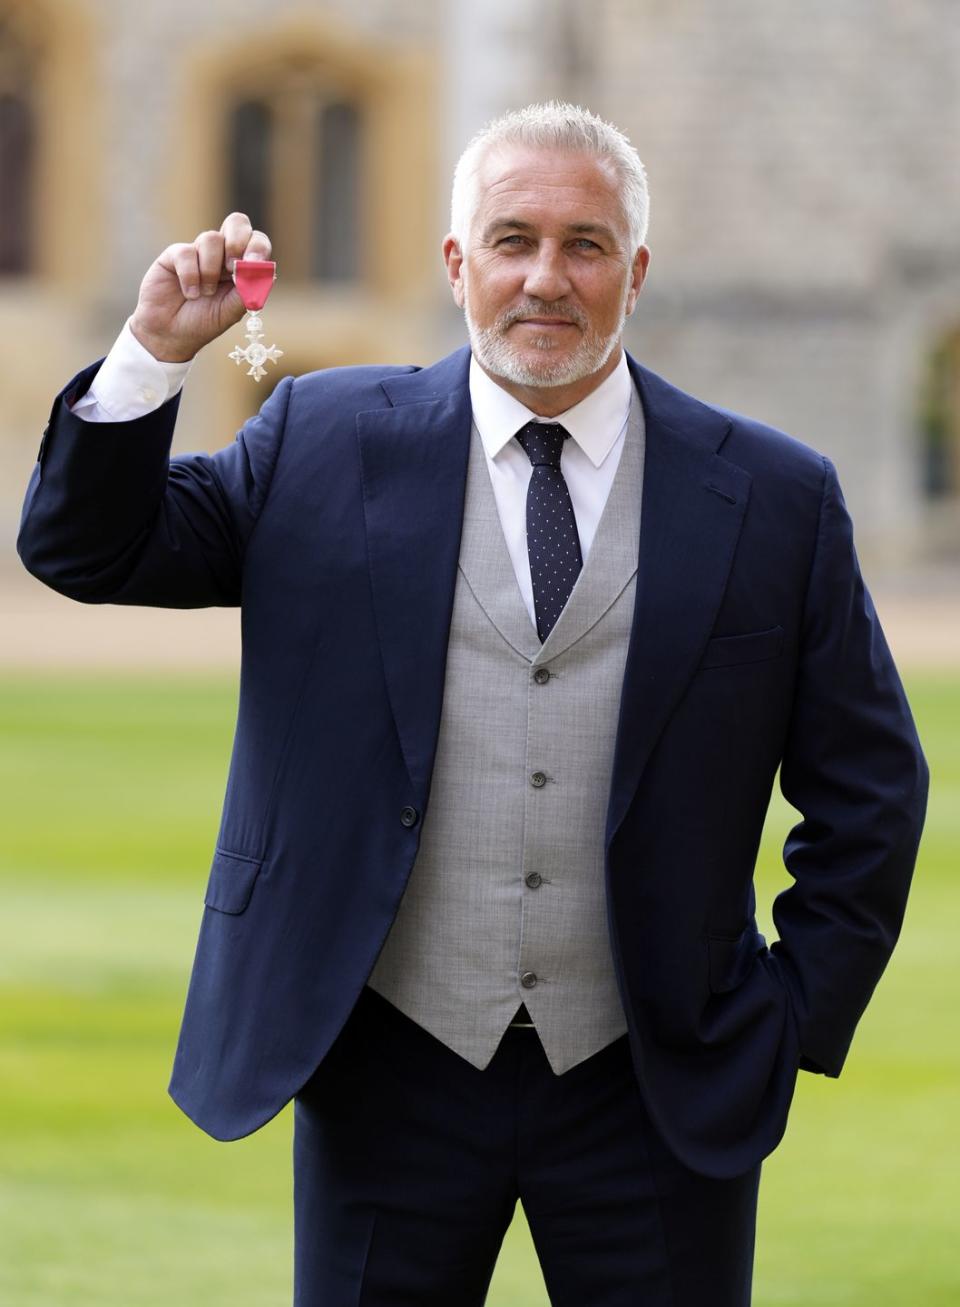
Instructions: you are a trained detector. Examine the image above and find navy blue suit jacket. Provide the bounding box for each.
[18,346,927,1179]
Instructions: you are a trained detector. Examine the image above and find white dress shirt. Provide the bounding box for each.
[71,319,193,422]
[71,325,635,628]
[468,355,632,627]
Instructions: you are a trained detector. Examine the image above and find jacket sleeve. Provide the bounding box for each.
[16,361,294,608]
[769,457,928,1077]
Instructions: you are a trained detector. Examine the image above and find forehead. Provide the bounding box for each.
[472,144,629,238]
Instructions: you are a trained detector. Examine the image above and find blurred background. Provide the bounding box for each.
[1,1,958,1304]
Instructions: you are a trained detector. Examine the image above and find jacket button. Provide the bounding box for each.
[525,872,543,889]
[399,806,419,828]
[533,667,551,685]
[520,971,538,989]
[530,771,547,788]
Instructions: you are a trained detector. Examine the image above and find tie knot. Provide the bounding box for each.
[515,421,570,469]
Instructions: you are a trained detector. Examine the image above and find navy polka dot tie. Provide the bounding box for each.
[515,421,583,642]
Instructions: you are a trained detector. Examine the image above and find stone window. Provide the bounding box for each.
[0,10,40,276]
[224,69,362,283]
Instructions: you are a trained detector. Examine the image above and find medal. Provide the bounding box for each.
[228,259,283,381]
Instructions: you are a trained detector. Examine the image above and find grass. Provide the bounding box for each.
[0,672,957,1305]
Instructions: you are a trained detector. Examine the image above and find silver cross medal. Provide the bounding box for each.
[228,259,283,382]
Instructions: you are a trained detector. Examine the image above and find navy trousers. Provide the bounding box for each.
[293,986,760,1305]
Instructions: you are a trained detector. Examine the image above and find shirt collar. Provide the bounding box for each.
[469,351,632,469]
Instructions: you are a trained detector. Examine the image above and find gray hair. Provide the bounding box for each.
[450,101,649,254]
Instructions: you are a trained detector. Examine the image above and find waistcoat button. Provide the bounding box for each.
[520,971,538,989]
[525,872,543,889]
[533,667,551,685]
[399,806,419,827]
[530,771,547,788]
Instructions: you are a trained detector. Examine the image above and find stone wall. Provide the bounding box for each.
[3,0,958,571]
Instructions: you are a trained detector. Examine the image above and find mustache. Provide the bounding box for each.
[498,301,587,330]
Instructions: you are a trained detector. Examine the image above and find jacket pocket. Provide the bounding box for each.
[700,624,784,670]
[203,848,263,915]
[706,924,768,994]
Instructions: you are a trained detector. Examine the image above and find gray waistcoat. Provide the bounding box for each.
[367,390,645,1074]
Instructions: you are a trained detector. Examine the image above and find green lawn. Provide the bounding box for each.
[0,672,957,1306]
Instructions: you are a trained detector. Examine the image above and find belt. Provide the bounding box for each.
[508,1002,536,1029]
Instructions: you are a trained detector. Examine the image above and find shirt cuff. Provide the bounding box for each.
[70,319,193,422]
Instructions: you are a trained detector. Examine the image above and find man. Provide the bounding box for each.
[18,103,927,1305]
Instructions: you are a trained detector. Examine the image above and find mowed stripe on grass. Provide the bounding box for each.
[0,673,957,1306]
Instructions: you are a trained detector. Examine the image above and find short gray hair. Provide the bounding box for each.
[450,101,649,253]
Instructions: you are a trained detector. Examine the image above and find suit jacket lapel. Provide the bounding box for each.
[456,424,542,661]
[537,386,644,662]
[357,349,472,800]
[357,345,750,836]
[605,358,752,843]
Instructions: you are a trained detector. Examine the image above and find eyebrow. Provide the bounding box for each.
[481,218,617,245]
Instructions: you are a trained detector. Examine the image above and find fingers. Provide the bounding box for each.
[219,212,272,270]
[221,211,252,271]
[155,217,273,302]
[195,230,226,295]
[157,242,203,300]
[243,229,272,262]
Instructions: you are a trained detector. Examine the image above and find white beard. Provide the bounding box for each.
[463,287,629,389]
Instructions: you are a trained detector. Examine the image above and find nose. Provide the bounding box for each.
[522,241,572,302]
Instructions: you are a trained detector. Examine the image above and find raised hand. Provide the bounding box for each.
[129,213,272,363]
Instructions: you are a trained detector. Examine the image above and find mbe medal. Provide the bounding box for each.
[229,259,283,381]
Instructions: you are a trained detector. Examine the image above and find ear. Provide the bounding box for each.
[624,245,650,317]
[443,234,466,309]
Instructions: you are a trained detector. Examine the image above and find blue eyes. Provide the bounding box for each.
[497,236,601,251]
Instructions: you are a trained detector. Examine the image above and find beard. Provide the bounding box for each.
[463,291,628,389]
